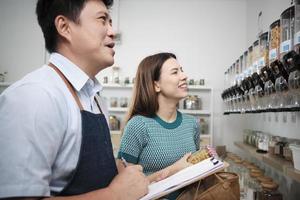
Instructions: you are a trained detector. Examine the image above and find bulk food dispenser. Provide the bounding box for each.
[264,20,280,111]
[295,0,300,53]
[271,6,295,111]
[281,1,300,111]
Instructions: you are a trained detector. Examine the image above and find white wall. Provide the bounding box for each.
[0,0,248,150]
[0,0,45,82]
[246,0,292,47]
[100,0,248,150]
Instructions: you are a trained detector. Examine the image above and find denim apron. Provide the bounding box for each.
[50,64,118,196]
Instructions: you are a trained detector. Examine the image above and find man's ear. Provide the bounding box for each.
[54,15,72,42]
[154,81,161,93]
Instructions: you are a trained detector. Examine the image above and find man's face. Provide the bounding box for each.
[69,0,115,72]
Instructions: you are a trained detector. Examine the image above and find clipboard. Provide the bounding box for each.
[140,157,227,200]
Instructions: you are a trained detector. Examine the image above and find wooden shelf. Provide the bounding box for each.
[102,83,212,91]
[108,107,128,112]
[234,142,300,183]
[187,85,212,90]
[108,108,211,115]
[102,83,133,89]
[179,109,211,115]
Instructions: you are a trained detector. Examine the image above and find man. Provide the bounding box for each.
[0,0,149,199]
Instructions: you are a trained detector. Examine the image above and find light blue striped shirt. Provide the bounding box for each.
[0,53,108,198]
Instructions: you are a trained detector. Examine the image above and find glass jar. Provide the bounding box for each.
[283,138,293,161]
[257,133,269,153]
[259,32,269,69]
[295,0,300,53]
[239,55,244,79]
[269,20,281,63]
[243,129,250,144]
[284,50,300,109]
[272,60,289,110]
[231,63,236,86]
[253,40,260,74]
[199,118,209,135]
[183,95,201,110]
[111,66,120,84]
[243,51,249,77]
[235,59,240,87]
[258,181,282,200]
[280,6,295,61]
[119,97,128,108]
[124,77,130,85]
[103,76,108,84]
[109,115,120,130]
[268,136,277,155]
[274,137,287,157]
[248,46,254,76]
[262,63,277,111]
[110,97,118,107]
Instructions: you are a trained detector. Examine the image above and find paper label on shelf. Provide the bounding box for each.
[295,31,300,45]
[280,40,291,53]
[269,48,277,60]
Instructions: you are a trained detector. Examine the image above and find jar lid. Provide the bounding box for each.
[234,158,243,164]
[251,168,263,173]
[257,176,273,183]
[247,164,259,170]
[250,171,264,178]
[280,5,295,19]
[270,19,280,29]
[261,181,279,191]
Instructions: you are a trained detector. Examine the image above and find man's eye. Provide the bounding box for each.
[98,16,107,22]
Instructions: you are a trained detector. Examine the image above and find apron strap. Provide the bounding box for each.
[94,95,104,114]
[49,63,84,111]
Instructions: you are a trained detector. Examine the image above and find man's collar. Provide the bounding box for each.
[49,53,102,93]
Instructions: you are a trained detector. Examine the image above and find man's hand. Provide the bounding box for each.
[108,165,149,200]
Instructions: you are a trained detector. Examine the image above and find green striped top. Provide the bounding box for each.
[117,111,200,175]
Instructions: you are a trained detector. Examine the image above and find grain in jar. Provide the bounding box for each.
[269,20,281,63]
[294,0,300,53]
[259,32,269,69]
[280,6,295,60]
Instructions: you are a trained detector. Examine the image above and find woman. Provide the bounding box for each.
[117,52,200,199]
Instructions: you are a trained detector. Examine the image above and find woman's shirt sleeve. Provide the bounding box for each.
[117,116,148,164]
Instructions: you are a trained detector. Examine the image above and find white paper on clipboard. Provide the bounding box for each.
[140,157,224,200]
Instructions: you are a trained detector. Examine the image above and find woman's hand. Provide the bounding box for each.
[147,152,193,183]
[206,145,218,158]
[172,152,193,172]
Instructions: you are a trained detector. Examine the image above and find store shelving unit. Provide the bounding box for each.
[234,141,300,183]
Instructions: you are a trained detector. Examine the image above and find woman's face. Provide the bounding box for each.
[154,58,188,101]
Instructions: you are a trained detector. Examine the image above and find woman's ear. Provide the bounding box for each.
[154,81,161,93]
[54,15,72,42]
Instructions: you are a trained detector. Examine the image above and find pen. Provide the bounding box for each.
[121,157,128,168]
